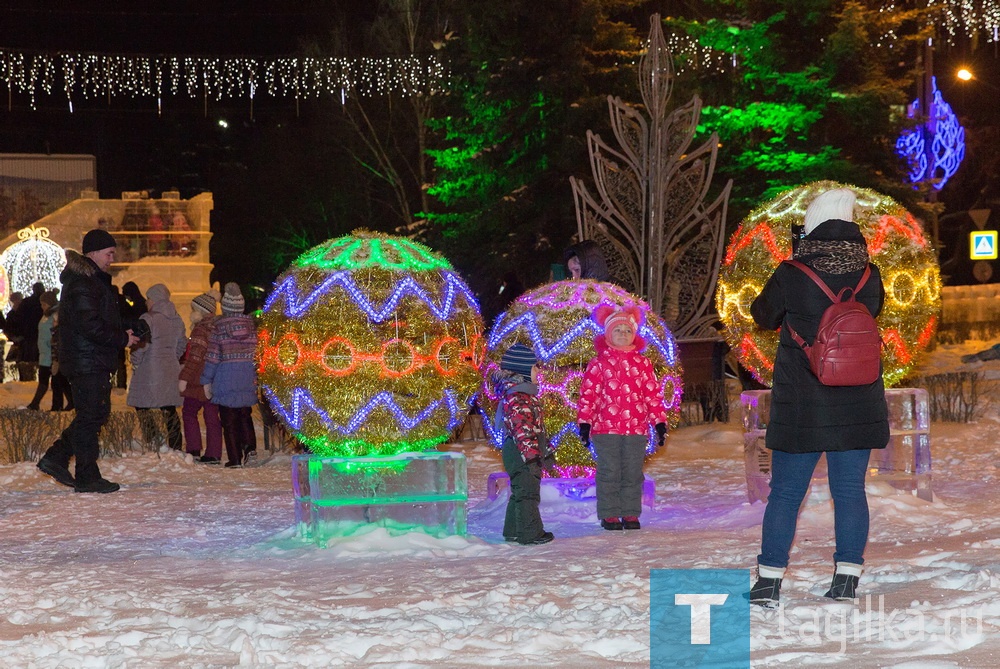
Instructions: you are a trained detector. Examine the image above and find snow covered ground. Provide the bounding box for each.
[1,341,999,668]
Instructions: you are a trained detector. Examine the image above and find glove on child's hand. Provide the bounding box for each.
[541,452,557,473]
[655,422,667,446]
[578,423,591,447]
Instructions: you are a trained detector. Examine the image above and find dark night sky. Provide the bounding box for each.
[0,1,335,54]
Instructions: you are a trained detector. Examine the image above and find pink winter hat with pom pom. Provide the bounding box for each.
[592,304,645,350]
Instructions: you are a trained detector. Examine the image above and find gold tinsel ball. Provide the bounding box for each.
[481,280,683,477]
[258,231,484,457]
[716,181,941,387]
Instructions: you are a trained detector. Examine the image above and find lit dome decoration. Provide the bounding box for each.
[716,181,941,388]
[481,280,683,478]
[0,225,65,312]
[258,231,484,457]
[896,76,965,191]
[0,265,9,313]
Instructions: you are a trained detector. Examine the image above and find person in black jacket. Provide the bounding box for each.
[115,281,148,388]
[747,188,889,606]
[14,282,45,382]
[563,240,611,282]
[36,230,139,494]
[2,292,25,380]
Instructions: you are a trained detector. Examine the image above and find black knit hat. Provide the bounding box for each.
[500,343,536,376]
[82,229,117,254]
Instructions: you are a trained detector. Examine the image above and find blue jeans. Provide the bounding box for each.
[759,448,871,569]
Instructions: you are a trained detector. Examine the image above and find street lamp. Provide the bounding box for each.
[954,66,1000,91]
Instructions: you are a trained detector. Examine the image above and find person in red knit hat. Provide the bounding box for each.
[577,305,667,531]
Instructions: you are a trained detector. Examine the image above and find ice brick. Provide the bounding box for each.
[740,388,933,502]
[740,390,771,432]
[292,452,468,543]
[291,455,312,539]
[885,387,930,433]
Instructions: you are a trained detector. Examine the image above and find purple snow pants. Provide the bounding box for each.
[183,396,223,459]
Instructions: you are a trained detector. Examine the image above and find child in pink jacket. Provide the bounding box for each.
[577,305,667,531]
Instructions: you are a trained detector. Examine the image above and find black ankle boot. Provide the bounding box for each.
[749,576,781,606]
[824,573,859,601]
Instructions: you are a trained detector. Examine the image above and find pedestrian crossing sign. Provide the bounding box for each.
[970,231,998,260]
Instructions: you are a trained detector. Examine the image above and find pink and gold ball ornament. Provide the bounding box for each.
[258,231,484,457]
[716,181,941,387]
[481,280,683,477]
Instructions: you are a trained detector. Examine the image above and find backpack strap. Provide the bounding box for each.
[852,264,872,295]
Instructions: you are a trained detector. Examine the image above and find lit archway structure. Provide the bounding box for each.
[0,225,65,311]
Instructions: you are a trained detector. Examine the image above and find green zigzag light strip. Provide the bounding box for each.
[294,237,451,272]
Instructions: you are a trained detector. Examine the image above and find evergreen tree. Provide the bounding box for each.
[421,0,645,322]
[668,0,929,219]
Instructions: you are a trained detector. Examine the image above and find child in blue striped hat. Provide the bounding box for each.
[491,342,554,545]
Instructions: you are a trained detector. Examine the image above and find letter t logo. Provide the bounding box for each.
[674,593,729,644]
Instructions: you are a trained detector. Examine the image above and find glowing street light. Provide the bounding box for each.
[956,67,973,81]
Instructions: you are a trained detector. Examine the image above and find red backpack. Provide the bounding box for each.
[784,260,882,387]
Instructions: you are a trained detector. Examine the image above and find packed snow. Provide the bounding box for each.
[2,341,1000,668]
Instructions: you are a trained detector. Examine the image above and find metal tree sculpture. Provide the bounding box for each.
[570,14,731,338]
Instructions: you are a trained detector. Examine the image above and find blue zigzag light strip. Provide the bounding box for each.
[264,270,477,322]
[484,414,582,451]
[487,312,678,365]
[639,324,678,363]
[486,313,599,360]
[265,386,463,435]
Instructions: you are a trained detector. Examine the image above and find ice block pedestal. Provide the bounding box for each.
[486,473,656,509]
[741,388,932,503]
[292,452,468,544]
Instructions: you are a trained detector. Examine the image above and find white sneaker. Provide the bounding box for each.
[243,451,258,467]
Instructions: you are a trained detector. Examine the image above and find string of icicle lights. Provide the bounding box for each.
[879,1,1000,46]
[671,1,1000,76]
[4,2,995,111]
[0,49,447,110]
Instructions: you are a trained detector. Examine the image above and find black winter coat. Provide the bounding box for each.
[750,219,889,454]
[17,293,44,363]
[58,250,129,377]
[563,240,611,281]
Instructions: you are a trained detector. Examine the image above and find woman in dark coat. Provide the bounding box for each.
[748,188,889,606]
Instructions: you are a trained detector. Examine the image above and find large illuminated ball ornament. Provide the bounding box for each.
[716,181,940,388]
[481,280,683,478]
[258,231,484,457]
[0,226,65,312]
